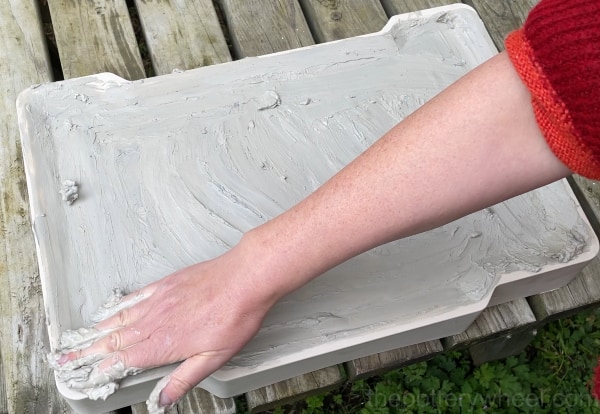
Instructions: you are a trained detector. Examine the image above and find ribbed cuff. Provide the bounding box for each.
[506,28,600,180]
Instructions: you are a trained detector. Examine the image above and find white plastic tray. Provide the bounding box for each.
[17,4,598,413]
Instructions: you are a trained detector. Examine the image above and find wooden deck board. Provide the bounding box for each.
[0,347,6,413]
[529,256,600,322]
[572,177,600,232]
[467,0,538,50]
[47,0,145,79]
[217,0,314,57]
[381,0,457,16]
[131,388,237,414]
[299,0,388,42]
[444,298,536,349]
[133,0,231,76]
[0,1,72,413]
[345,340,444,381]
[245,366,345,413]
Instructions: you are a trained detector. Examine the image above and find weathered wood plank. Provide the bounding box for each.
[0,1,72,413]
[133,0,231,76]
[47,0,145,79]
[571,176,600,237]
[217,0,314,57]
[345,340,443,381]
[380,0,457,16]
[0,347,6,414]
[245,366,345,413]
[299,0,388,42]
[529,254,600,322]
[131,388,236,414]
[466,0,538,51]
[443,298,536,350]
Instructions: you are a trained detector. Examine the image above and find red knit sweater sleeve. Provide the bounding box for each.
[505,0,600,180]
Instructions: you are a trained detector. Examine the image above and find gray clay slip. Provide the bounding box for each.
[16,4,599,413]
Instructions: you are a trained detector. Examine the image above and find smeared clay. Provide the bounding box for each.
[51,327,108,352]
[90,288,146,324]
[53,359,142,401]
[257,90,281,110]
[48,290,144,401]
[59,180,79,205]
[17,4,598,405]
[146,375,171,414]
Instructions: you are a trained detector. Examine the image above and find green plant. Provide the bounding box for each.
[258,308,600,413]
[304,395,325,414]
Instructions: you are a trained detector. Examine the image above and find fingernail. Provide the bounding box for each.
[57,353,70,365]
[159,391,173,408]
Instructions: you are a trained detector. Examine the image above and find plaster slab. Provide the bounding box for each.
[16,4,599,413]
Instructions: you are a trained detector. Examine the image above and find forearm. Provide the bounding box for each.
[237,51,570,307]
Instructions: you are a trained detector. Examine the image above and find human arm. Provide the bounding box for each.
[55,0,600,406]
[59,49,572,409]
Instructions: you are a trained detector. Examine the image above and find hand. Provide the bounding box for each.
[58,244,274,408]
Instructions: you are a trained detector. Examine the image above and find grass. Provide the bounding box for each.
[237,307,600,413]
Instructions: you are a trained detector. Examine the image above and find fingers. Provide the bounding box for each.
[54,350,144,398]
[58,290,155,364]
[150,353,228,409]
[67,324,146,363]
[54,337,164,397]
[90,290,148,325]
[94,286,155,330]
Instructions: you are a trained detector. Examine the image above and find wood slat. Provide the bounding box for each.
[217,0,314,57]
[245,366,345,413]
[443,298,536,349]
[0,347,6,414]
[381,0,457,15]
[466,0,538,50]
[571,176,600,232]
[131,388,236,414]
[47,0,145,79]
[0,1,72,413]
[134,0,231,76]
[345,340,443,381]
[528,256,600,322]
[299,0,388,42]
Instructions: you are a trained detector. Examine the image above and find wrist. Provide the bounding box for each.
[226,222,321,310]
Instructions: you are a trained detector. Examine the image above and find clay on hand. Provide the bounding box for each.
[51,250,274,410]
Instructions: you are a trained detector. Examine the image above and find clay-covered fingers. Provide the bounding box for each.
[49,255,276,406]
[64,325,148,364]
[56,288,156,366]
[55,326,181,394]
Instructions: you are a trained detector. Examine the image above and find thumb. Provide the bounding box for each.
[147,354,226,410]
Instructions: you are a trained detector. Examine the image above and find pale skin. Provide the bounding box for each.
[60,51,571,407]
